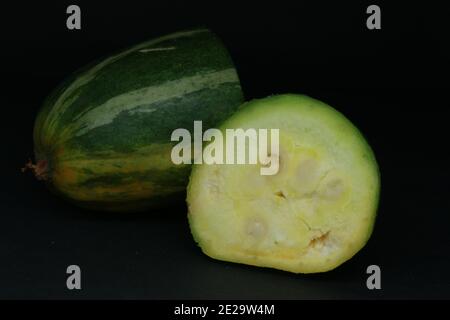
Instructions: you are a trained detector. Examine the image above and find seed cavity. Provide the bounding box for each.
[295,158,321,195]
[321,179,344,200]
[245,218,267,239]
[308,231,330,248]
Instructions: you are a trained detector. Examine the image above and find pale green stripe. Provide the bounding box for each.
[44,29,209,140]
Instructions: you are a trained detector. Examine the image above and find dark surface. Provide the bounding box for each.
[1,1,449,299]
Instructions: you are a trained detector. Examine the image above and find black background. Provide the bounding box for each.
[1,1,449,299]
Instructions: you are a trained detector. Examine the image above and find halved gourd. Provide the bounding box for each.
[187,94,380,273]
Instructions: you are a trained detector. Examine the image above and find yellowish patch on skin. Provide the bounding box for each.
[59,181,156,202]
[53,166,78,186]
[55,144,175,170]
[46,143,185,203]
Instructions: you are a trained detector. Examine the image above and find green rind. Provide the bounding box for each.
[34,29,244,211]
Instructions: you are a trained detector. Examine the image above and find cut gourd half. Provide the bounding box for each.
[187,94,380,273]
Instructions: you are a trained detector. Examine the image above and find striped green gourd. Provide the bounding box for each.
[26,29,244,212]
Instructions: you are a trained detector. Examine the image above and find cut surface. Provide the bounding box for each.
[187,94,380,273]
